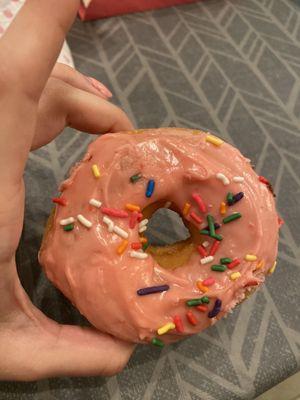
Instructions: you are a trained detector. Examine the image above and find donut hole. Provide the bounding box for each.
[142,200,202,269]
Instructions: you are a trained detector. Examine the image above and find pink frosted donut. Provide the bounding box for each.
[39,128,280,346]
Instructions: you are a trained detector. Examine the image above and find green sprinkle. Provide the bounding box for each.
[207,214,215,237]
[211,264,227,272]
[151,337,164,348]
[223,213,242,224]
[130,173,142,183]
[200,229,210,235]
[220,257,232,264]
[200,296,210,304]
[186,297,209,307]
[211,233,223,241]
[142,243,149,251]
[227,192,234,205]
[63,223,74,231]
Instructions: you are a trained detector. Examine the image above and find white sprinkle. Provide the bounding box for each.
[216,173,230,186]
[77,214,92,228]
[130,251,148,259]
[113,225,129,239]
[233,176,244,183]
[139,219,149,228]
[89,198,102,208]
[103,216,114,232]
[59,217,75,226]
[200,256,214,265]
[164,201,172,208]
[139,226,147,233]
[202,241,210,248]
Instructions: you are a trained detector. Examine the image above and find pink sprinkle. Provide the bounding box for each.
[197,245,208,257]
[202,277,215,286]
[101,207,128,218]
[192,193,207,213]
[190,211,203,224]
[129,211,138,229]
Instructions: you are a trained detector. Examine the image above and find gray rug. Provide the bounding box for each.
[1,0,300,399]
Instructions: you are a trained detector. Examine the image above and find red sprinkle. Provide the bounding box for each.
[137,212,143,222]
[192,193,207,213]
[190,211,203,224]
[129,211,139,229]
[131,242,142,250]
[101,207,128,218]
[202,277,215,286]
[197,245,208,257]
[278,216,284,227]
[244,280,259,288]
[186,310,197,326]
[228,258,241,269]
[196,305,208,312]
[209,240,221,256]
[173,315,184,333]
[52,197,67,206]
[259,176,269,185]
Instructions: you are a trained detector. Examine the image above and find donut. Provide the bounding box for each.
[39,128,280,346]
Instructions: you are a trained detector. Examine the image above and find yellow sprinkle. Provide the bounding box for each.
[125,203,141,212]
[255,259,265,270]
[92,164,100,178]
[205,134,224,147]
[140,237,148,244]
[192,130,201,135]
[182,202,191,216]
[129,129,143,134]
[230,272,241,281]
[268,261,277,275]
[157,322,176,335]
[245,254,257,262]
[117,240,128,255]
[196,281,209,293]
[220,201,227,215]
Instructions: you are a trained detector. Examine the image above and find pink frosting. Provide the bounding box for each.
[39,128,279,344]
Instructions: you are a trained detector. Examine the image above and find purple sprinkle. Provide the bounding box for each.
[208,299,222,318]
[233,192,244,203]
[137,284,169,296]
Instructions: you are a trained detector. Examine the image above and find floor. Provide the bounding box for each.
[1,0,300,399]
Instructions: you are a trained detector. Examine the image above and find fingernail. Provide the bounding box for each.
[87,77,112,98]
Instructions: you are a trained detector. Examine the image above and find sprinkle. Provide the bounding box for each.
[196,305,208,312]
[139,219,148,227]
[137,212,143,222]
[52,197,67,206]
[220,202,227,215]
[139,226,147,233]
[190,211,203,224]
[220,257,232,264]
[244,280,259,288]
[186,297,209,307]
[113,225,129,239]
[151,337,164,348]
[77,214,92,228]
[89,198,102,208]
[129,211,139,229]
[230,272,241,281]
[197,245,208,257]
[146,179,155,198]
[101,207,128,218]
[140,237,148,244]
[211,233,223,241]
[130,173,142,183]
[200,255,214,265]
[103,216,114,232]
[223,213,242,224]
[186,310,197,326]
[208,299,222,318]
[216,172,230,186]
[227,259,241,269]
[130,251,148,259]
[207,215,215,237]
[60,217,75,226]
[131,242,142,250]
[259,176,269,185]
[209,240,221,256]
[137,284,169,296]
[157,322,175,335]
[63,223,74,231]
[245,254,257,262]
[201,222,221,232]
[117,240,129,255]
[197,281,209,293]
[192,193,207,213]
[232,192,244,204]
[233,176,244,183]
[182,202,191,216]
[211,264,227,272]
[255,260,265,270]
[125,203,141,212]
[268,261,277,274]
[173,315,184,333]
[205,134,224,146]
[202,241,209,248]
[200,296,210,303]
[164,201,172,208]
[226,192,234,205]
[142,242,150,251]
[92,164,100,178]
[202,277,215,286]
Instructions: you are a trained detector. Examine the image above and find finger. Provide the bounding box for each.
[0,0,79,99]
[51,63,112,99]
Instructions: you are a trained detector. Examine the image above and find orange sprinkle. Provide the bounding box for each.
[125,203,141,212]
[196,305,208,312]
[255,259,265,270]
[140,237,148,244]
[196,281,209,293]
[183,202,191,216]
[117,240,128,255]
[220,201,227,215]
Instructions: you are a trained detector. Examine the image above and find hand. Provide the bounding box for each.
[0,0,135,381]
